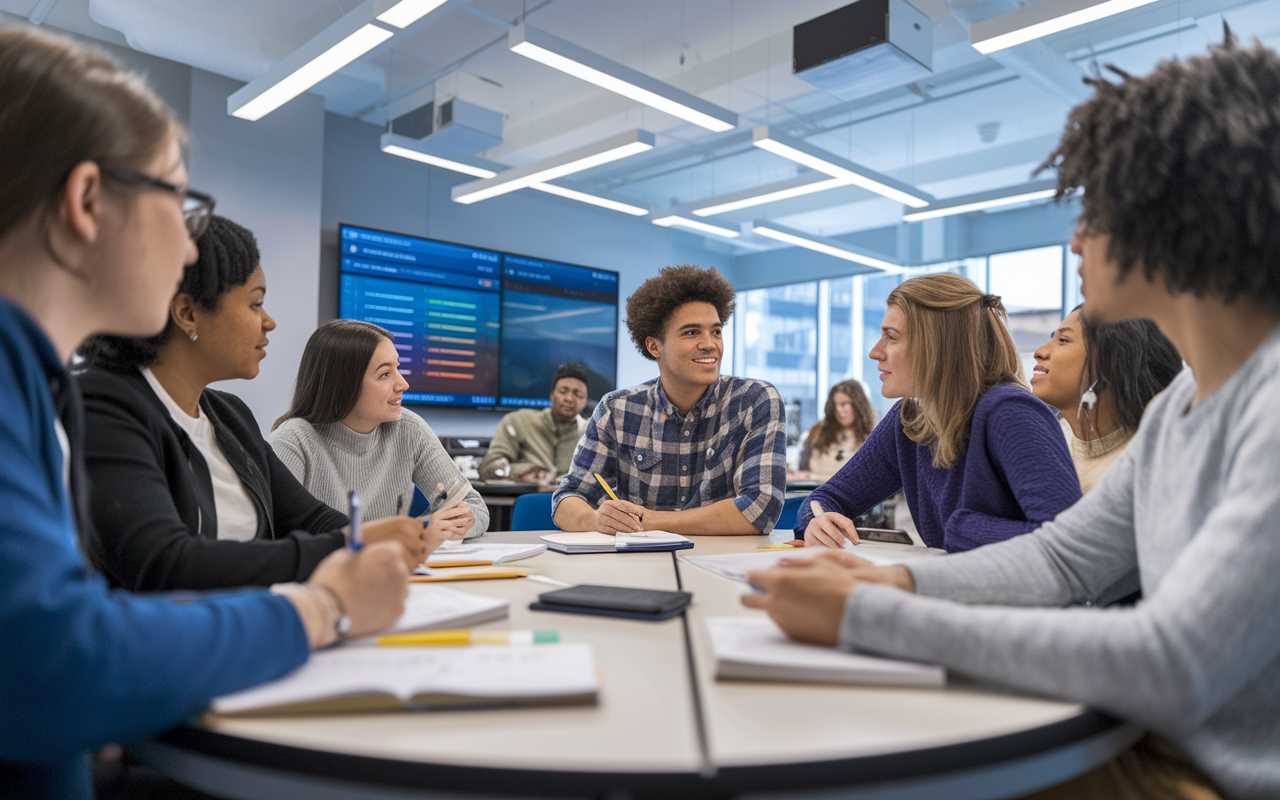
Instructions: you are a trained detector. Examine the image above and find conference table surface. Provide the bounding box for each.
[135,531,1140,800]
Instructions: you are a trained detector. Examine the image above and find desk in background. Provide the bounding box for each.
[135,532,1138,799]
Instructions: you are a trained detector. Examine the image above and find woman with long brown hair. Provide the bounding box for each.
[796,380,876,480]
[798,273,1080,552]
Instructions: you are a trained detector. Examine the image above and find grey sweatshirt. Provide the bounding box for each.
[270,410,488,539]
[841,327,1280,800]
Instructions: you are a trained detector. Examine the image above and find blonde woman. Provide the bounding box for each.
[799,273,1080,552]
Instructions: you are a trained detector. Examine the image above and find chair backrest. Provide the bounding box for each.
[510,492,556,531]
[774,493,809,534]
[407,485,430,518]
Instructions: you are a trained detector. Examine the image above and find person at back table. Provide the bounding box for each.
[271,319,488,540]
[794,380,877,481]
[478,362,590,490]
[0,28,405,797]
[1031,305,1182,494]
[796,273,1081,552]
[76,216,436,592]
[553,265,786,536]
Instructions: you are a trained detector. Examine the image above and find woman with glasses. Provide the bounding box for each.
[76,216,438,591]
[0,27,408,797]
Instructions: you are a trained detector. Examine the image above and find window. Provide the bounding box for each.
[987,245,1065,381]
[738,283,818,445]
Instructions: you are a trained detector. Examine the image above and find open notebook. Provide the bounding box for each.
[342,584,508,644]
[705,617,945,688]
[541,531,693,554]
[211,643,600,715]
[422,541,547,567]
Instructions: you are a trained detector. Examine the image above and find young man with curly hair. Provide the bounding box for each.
[552,265,786,535]
[745,37,1280,799]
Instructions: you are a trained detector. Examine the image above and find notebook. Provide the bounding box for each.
[211,643,600,715]
[344,584,508,643]
[681,542,944,586]
[705,617,945,687]
[421,541,547,567]
[540,531,693,554]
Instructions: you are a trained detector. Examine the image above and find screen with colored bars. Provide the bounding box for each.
[338,224,618,409]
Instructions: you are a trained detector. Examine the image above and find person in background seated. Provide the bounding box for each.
[1032,306,1182,493]
[0,27,406,797]
[478,362,589,490]
[553,265,786,536]
[77,216,432,592]
[745,37,1280,799]
[271,319,487,540]
[793,380,877,481]
[797,273,1080,552]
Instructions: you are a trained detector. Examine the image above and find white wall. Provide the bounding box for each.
[188,69,327,434]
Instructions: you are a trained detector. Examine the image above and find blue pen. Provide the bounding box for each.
[348,490,363,551]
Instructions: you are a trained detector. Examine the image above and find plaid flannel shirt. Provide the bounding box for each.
[552,376,787,532]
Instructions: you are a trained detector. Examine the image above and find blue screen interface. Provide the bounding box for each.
[338,225,618,409]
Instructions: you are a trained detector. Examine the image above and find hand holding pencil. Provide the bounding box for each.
[592,473,648,535]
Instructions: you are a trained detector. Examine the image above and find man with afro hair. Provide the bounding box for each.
[745,35,1280,799]
[552,265,786,535]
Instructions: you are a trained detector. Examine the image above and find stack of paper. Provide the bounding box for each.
[705,617,945,687]
[424,541,547,566]
[541,531,692,554]
[681,542,943,586]
[212,643,600,715]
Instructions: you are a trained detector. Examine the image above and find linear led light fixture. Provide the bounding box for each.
[375,0,449,28]
[691,174,852,217]
[752,126,933,209]
[382,133,649,215]
[752,222,904,273]
[653,215,740,239]
[509,25,738,133]
[970,0,1160,54]
[452,129,655,204]
[229,5,393,121]
[902,178,1059,221]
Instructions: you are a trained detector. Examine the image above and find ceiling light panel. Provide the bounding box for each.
[753,127,933,208]
[509,25,738,133]
[653,216,740,238]
[901,179,1059,221]
[375,0,449,28]
[380,132,499,178]
[531,184,649,216]
[691,175,853,217]
[970,0,1161,54]
[229,9,394,121]
[451,130,656,204]
[752,223,904,272]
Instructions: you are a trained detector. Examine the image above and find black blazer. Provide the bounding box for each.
[76,366,348,591]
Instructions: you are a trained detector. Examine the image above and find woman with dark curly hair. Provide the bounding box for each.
[552,264,787,535]
[747,35,1280,799]
[796,380,877,480]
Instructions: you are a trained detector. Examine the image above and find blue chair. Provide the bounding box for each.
[510,492,556,531]
[774,493,809,535]
[407,484,430,518]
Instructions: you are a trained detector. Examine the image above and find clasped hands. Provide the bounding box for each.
[741,549,916,646]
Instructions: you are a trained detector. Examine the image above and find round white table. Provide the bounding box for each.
[133,532,1139,799]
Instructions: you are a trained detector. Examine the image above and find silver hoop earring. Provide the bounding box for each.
[189,333,198,342]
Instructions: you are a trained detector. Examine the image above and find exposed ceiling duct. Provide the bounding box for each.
[947,0,1092,106]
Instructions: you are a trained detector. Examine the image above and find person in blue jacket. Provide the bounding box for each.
[0,26,409,798]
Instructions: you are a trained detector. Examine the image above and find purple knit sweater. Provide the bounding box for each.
[796,384,1081,552]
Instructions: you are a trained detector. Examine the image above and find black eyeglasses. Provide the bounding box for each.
[99,164,216,240]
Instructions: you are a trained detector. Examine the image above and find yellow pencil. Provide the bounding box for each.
[377,629,560,646]
[594,473,619,501]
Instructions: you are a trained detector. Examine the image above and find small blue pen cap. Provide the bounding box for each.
[348,490,363,551]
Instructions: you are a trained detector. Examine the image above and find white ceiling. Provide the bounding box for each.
[8,0,1280,246]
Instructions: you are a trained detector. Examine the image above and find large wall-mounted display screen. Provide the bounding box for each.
[338,224,618,409]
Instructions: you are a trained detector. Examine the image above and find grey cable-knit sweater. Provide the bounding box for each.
[840,327,1280,799]
[269,410,487,539]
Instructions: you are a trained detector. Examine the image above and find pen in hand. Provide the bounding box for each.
[348,490,363,551]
